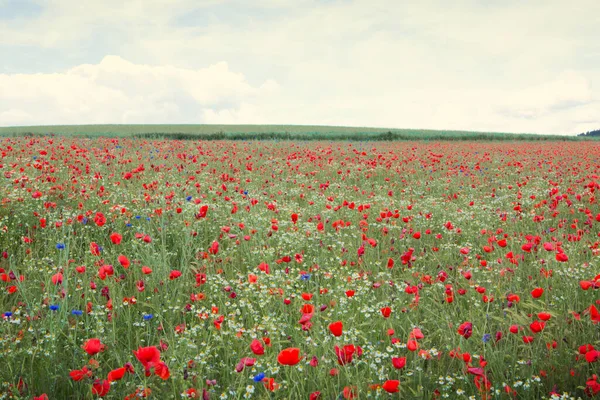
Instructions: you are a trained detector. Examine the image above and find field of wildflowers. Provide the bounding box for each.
[1,137,599,399]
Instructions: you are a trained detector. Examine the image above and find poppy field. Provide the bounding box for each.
[1,137,600,399]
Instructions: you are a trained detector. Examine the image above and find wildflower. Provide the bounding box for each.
[82,338,106,356]
[329,321,343,337]
[382,380,400,393]
[392,357,406,369]
[277,348,302,366]
[531,288,544,298]
[70,366,92,381]
[250,339,265,355]
[457,321,473,339]
[380,306,392,318]
[92,379,110,397]
[253,372,265,382]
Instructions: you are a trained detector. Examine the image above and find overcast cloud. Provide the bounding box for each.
[1,0,599,134]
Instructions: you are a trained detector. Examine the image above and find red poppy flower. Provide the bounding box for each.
[543,242,554,251]
[263,377,279,391]
[382,380,400,393]
[197,204,209,218]
[342,386,357,399]
[409,328,424,340]
[329,321,343,337]
[169,270,182,280]
[590,305,600,324]
[51,272,63,285]
[522,336,534,344]
[579,344,595,354]
[110,232,122,245]
[392,356,406,369]
[93,212,106,227]
[586,350,600,363]
[92,379,110,397]
[537,312,551,321]
[277,347,301,366]
[154,361,171,380]
[529,320,545,334]
[82,338,105,356]
[555,252,568,262]
[335,344,358,365]
[407,340,418,352]
[300,304,314,314]
[380,307,392,318]
[107,367,126,382]
[133,346,161,368]
[250,339,265,355]
[90,242,101,256]
[457,321,473,339]
[208,241,219,255]
[302,293,313,301]
[531,287,544,298]
[581,281,593,290]
[118,255,130,269]
[69,366,92,381]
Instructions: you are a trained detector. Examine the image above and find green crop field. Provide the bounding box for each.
[0,124,585,141]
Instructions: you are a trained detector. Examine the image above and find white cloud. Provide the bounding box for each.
[0,55,278,125]
[497,71,594,119]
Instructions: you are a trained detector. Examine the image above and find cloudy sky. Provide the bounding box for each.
[1,0,599,134]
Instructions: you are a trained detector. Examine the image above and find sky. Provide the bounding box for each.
[0,0,599,135]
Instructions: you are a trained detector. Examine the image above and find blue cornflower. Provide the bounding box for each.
[186,196,193,201]
[56,243,65,250]
[49,305,59,311]
[3,312,12,318]
[126,223,132,227]
[82,218,88,225]
[301,274,311,281]
[253,372,265,382]
[135,215,141,219]
[243,190,248,195]
[145,217,151,221]
[71,310,83,316]
[143,314,153,321]
[482,334,492,343]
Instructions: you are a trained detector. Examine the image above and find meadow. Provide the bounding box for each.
[0,136,599,399]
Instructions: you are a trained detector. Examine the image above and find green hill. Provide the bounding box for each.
[0,124,585,141]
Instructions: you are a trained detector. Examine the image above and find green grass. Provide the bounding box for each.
[0,124,586,141]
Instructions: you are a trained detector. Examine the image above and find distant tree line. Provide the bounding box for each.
[579,129,600,137]
[129,131,579,141]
